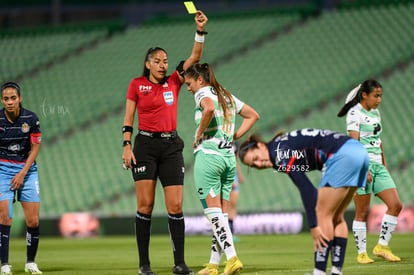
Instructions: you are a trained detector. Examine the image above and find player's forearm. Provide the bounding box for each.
[183,11,207,71]
[21,143,40,175]
[197,109,214,138]
[183,42,203,71]
[234,118,257,140]
[234,104,259,140]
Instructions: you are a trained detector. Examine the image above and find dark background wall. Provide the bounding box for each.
[0,0,336,29]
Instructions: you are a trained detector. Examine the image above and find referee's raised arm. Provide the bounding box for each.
[178,10,208,83]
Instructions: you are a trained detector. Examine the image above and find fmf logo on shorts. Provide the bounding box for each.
[134,166,147,174]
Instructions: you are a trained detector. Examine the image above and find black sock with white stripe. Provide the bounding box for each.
[168,212,185,265]
[0,224,11,265]
[314,239,332,273]
[136,212,152,267]
[26,226,40,262]
[331,237,347,275]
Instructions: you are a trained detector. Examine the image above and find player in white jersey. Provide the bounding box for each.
[338,79,402,264]
[184,63,259,275]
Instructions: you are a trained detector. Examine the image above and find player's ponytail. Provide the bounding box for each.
[205,63,234,125]
[337,80,382,117]
[337,84,361,117]
[185,63,234,123]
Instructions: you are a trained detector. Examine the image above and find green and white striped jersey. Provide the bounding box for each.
[346,103,382,164]
[193,86,245,156]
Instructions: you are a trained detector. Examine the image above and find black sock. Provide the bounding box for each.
[168,212,185,266]
[228,219,234,234]
[26,227,40,263]
[136,212,151,267]
[314,239,332,272]
[0,224,11,265]
[331,236,347,271]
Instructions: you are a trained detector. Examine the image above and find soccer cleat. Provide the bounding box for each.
[198,263,219,275]
[373,244,401,262]
[24,263,42,274]
[356,252,374,264]
[1,265,12,275]
[139,264,155,275]
[173,263,195,275]
[221,256,243,275]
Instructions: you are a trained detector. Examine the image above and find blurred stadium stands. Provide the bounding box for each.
[1,0,414,219]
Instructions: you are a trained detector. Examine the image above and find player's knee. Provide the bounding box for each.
[0,214,12,225]
[166,200,183,214]
[355,206,370,220]
[26,217,39,228]
[333,216,345,227]
[388,201,403,216]
[137,205,154,214]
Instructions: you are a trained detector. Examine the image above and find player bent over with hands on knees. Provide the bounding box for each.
[122,10,208,275]
[184,63,259,275]
[238,128,369,275]
[0,82,43,275]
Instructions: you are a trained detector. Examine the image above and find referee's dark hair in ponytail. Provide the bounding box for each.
[337,79,382,117]
[185,63,234,123]
[142,47,167,78]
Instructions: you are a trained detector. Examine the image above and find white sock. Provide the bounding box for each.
[352,220,367,253]
[208,234,222,264]
[330,265,342,275]
[205,208,223,264]
[313,268,326,275]
[204,208,236,260]
[378,214,398,246]
[208,213,228,264]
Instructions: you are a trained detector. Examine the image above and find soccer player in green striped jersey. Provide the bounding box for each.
[338,79,402,265]
[184,63,259,275]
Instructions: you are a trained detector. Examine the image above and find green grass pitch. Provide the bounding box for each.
[7,233,414,274]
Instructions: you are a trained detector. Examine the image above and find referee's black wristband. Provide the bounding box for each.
[122,125,133,133]
[196,30,208,35]
[123,140,132,147]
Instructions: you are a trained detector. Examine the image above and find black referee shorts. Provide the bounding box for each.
[131,133,185,186]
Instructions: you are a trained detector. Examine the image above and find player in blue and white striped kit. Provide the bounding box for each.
[0,82,42,275]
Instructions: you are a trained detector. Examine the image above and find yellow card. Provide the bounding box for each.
[184,1,197,14]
